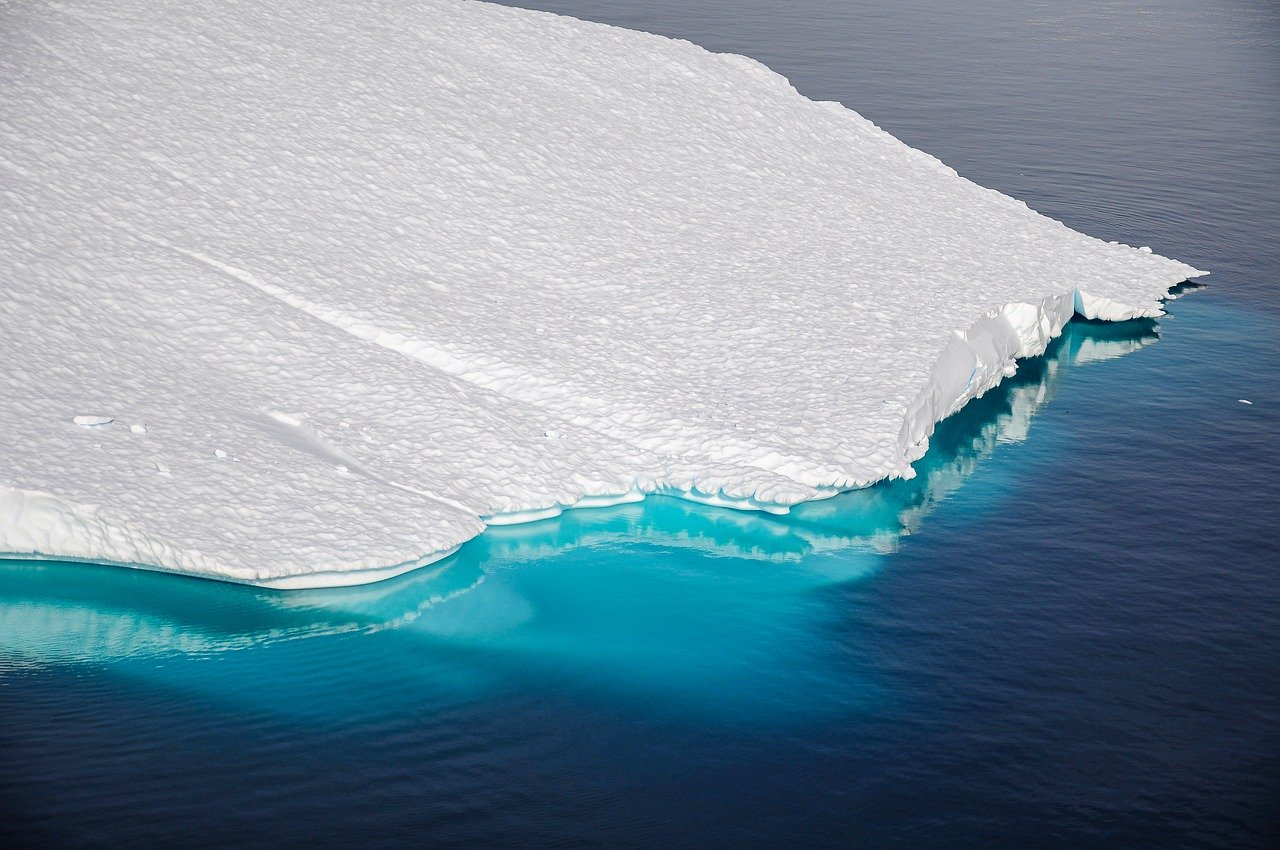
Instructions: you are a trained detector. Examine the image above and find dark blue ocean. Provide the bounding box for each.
[2,1,1277,846]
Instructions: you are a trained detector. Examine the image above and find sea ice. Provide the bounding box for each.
[0,0,1206,586]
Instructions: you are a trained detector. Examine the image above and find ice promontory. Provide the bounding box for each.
[0,0,1205,587]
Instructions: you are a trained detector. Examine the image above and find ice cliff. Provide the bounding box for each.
[0,0,1206,587]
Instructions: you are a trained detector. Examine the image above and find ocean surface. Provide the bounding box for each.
[2,0,1278,846]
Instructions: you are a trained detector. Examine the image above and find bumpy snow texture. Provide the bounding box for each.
[0,0,1205,586]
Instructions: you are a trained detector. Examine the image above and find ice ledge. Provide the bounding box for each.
[0,484,464,588]
[897,275,1206,476]
[1,269,1203,592]
[0,485,234,584]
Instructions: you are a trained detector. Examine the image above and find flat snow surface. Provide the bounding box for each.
[0,0,1205,586]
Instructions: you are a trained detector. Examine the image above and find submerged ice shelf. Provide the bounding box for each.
[0,316,1172,668]
[0,0,1205,587]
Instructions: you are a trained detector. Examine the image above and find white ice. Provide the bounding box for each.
[0,0,1205,587]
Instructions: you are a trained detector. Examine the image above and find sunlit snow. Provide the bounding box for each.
[0,0,1204,586]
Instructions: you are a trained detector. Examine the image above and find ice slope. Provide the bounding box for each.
[0,0,1205,587]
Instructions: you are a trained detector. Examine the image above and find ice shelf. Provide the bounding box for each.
[0,0,1206,586]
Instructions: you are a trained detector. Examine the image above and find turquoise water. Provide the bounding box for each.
[4,0,1279,846]
[4,298,1277,845]
[4,318,1150,720]
[0,319,1131,720]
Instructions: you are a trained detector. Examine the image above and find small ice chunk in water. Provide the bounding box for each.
[1240,399,1254,405]
[130,422,148,434]
[73,415,114,428]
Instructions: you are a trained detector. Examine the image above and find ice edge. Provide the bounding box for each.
[0,271,1206,590]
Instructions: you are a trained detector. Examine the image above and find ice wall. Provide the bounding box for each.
[0,0,1205,586]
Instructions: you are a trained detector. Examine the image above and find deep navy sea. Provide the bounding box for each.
[2,1,1278,846]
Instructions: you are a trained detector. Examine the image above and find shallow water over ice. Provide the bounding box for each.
[3,0,1280,845]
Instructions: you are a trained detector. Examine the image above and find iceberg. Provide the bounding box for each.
[0,318,1169,671]
[0,0,1205,587]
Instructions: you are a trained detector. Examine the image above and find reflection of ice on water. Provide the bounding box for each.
[0,596,290,663]
[0,318,1160,672]
[0,558,486,664]
[764,316,1158,563]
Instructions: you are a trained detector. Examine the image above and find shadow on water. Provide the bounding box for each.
[0,316,1161,719]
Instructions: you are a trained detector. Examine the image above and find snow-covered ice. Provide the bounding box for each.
[72,416,115,428]
[0,0,1205,587]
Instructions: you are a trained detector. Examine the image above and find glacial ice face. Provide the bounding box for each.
[0,0,1205,587]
